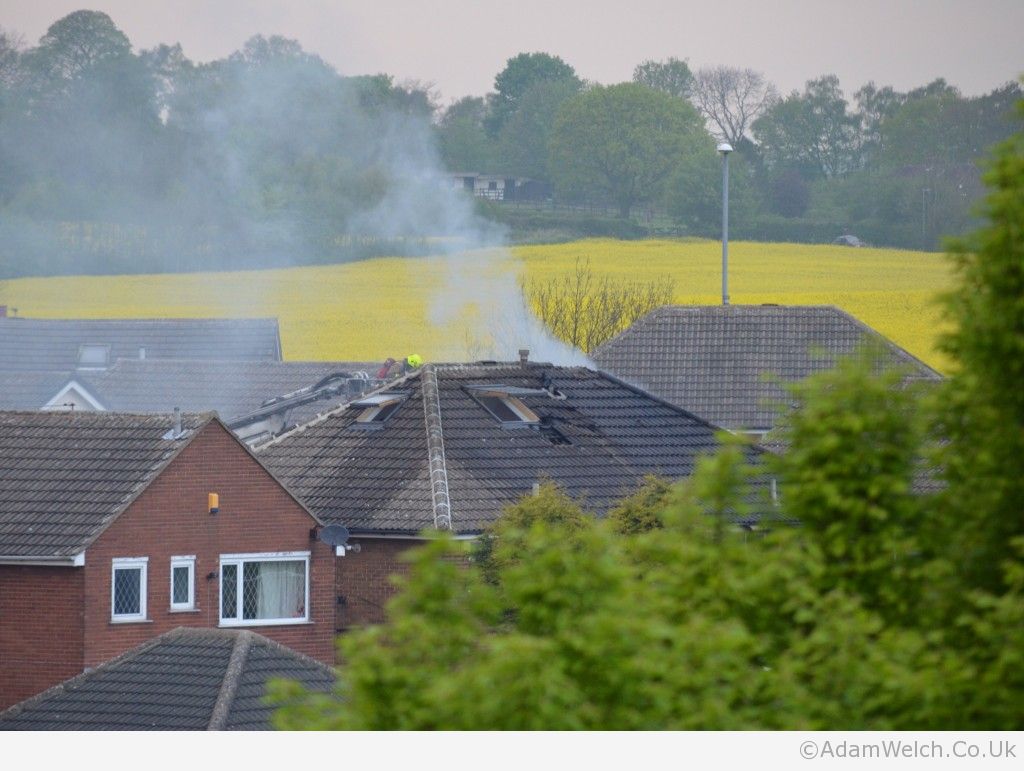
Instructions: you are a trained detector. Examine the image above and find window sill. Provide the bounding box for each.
[109,618,153,625]
[169,608,200,614]
[218,619,313,629]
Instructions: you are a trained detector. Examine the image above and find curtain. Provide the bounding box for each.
[255,561,305,619]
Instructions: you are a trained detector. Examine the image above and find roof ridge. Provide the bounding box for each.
[206,631,253,731]
[421,365,453,531]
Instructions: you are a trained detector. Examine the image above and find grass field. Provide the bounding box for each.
[0,239,955,371]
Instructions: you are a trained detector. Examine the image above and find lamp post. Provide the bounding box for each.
[717,142,733,306]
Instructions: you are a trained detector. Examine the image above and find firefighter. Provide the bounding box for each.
[402,354,423,373]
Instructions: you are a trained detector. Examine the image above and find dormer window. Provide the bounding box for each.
[351,392,407,430]
[77,344,110,369]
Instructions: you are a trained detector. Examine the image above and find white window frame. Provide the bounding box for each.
[169,555,196,611]
[111,557,148,622]
[218,551,310,628]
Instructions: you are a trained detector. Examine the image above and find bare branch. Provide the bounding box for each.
[522,258,674,353]
[691,65,779,145]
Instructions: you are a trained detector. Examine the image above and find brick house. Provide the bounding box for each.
[258,360,768,629]
[0,411,335,710]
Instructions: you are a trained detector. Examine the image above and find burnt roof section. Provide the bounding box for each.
[0,411,213,558]
[75,358,382,423]
[0,628,336,731]
[258,362,758,536]
[592,305,942,432]
[0,317,282,373]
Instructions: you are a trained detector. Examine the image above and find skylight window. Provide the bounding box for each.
[77,344,110,369]
[468,387,541,428]
[351,392,407,430]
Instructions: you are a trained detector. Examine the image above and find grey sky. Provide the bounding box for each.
[4,0,1022,102]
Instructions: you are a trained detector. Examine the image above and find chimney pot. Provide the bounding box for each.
[519,348,530,368]
[173,407,182,436]
[138,347,146,360]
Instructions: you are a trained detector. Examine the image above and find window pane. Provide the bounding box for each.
[221,563,237,619]
[242,560,305,620]
[172,566,190,605]
[78,345,109,367]
[242,562,260,620]
[113,568,141,615]
[478,395,522,422]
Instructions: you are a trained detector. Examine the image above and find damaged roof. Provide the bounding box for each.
[258,362,760,536]
[592,305,942,432]
[0,411,213,559]
[0,316,282,372]
[63,358,383,423]
[0,628,336,731]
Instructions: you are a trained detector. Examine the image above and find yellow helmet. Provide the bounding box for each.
[406,354,423,368]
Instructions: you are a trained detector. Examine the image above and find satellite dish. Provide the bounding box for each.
[318,524,350,547]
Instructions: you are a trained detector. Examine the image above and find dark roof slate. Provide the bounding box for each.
[0,317,282,373]
[0,628,336,731]
[0,411,211,558]
[259,363,758,535]
[592,305,942,431]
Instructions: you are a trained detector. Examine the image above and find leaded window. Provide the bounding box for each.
[219,553,309,626]
[170,556,195,611]
[111,557,148,621]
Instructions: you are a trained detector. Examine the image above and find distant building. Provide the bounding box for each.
[447,172,550,201]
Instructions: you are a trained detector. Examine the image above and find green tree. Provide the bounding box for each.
[753,75,862,178]
[549,82,710,217]
[28,10,130,82]
[935,95,1024,595]
[632,57,693,100]
[498,78,579,181]
[436,96,496,172]
[486,52,580,137]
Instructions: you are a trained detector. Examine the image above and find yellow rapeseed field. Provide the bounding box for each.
[0,239,954,371]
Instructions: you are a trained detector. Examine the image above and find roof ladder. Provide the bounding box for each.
[421,365,453,531]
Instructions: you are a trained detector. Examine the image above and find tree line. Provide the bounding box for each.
[0,11,1021,278]
[441,53,1022,248]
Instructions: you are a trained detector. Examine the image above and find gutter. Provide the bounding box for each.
[0,552,85,567]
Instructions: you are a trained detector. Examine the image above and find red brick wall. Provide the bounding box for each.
[335,538,419,628]
[82,421,335,667]
[0,566,84,709]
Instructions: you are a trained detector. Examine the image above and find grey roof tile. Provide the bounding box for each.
[0,628,336,731]
[592,305,942,431]
[0,411,212,557]
[0,317,282,373]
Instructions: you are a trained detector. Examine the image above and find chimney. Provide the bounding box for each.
[173,407,182,436]
[0,305,6,317]
[519,348,530,368]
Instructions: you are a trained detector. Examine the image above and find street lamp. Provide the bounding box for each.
[717,142,733,306]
